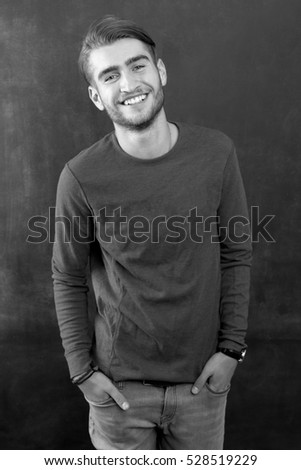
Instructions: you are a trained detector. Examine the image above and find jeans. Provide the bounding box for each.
[86,380,230,450]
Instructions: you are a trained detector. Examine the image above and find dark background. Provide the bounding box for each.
[1,0,301,449]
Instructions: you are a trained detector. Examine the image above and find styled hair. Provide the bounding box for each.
[78,15,157,84]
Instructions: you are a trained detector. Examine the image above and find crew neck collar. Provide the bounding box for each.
[111,122,182,164]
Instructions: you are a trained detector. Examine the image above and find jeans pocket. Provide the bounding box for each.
[84,393,116,407]
[205,382,231,396]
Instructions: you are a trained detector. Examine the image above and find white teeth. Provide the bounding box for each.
[124,94,147,105]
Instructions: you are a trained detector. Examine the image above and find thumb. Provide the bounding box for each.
[107,384,130,411]
[191,371,210,395]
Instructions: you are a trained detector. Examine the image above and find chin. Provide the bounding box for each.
[121,105,164,131]
[131,117,157,131]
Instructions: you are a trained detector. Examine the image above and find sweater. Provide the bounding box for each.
[52,122,252,382]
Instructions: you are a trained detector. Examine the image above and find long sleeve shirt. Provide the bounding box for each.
[52,122,252,382]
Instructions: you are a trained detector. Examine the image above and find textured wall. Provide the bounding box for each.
[1,0,301,449]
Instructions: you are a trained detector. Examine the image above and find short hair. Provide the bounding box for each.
[78,15,157,85]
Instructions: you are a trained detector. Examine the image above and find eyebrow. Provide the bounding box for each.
[97,54,151,81]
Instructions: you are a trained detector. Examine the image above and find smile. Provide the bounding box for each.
[122,94,147,106]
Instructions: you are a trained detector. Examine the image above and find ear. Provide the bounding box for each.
[157,58,167,87]
[88,86,104,111]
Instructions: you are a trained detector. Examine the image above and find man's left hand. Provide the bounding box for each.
[191,352,238,394]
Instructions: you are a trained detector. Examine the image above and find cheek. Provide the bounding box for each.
[138,74,159,92]
[152,71,164,88]
[99,88,118,106]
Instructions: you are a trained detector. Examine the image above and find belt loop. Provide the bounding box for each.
[118,381,124,391]
[113,380,124,390]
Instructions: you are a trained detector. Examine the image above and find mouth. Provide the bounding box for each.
[121,93,148,106]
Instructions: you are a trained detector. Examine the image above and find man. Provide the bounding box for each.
[52,15,252,450]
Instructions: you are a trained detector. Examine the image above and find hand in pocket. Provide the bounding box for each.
[78,371,129,410]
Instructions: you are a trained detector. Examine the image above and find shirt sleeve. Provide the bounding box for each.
[217,143,252,351]
[52,164,95,378]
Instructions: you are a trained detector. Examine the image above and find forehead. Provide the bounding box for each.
[88,38,153,80]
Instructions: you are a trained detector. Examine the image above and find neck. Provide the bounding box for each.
[114,110,177,159]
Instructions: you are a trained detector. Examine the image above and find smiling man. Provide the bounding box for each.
[88,43,165,131]
[52,16,252,450]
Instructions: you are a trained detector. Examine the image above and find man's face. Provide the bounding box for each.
[87,38,167,130]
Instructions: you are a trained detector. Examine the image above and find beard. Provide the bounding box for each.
[101,86,165,131]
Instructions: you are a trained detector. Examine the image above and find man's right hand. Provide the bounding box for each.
[78,371,130,410]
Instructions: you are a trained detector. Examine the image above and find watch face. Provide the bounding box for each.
[239,349,247,362]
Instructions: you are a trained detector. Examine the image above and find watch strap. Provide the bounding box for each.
[218,347,246,363]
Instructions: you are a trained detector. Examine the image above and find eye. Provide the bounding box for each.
[104,73,119,83]
[133,64,145,71]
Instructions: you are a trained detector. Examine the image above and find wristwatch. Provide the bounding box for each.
[218,347,247,363]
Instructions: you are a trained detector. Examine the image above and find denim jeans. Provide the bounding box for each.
[86,380,230,450]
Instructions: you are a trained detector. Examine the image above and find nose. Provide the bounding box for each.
[119,70,136,93]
